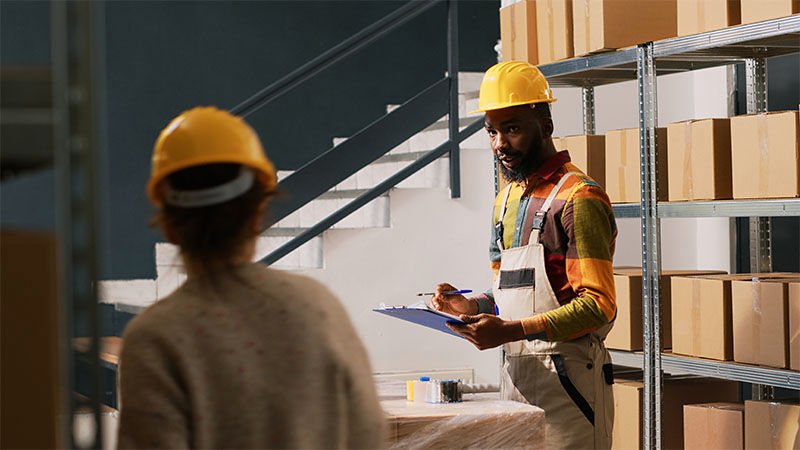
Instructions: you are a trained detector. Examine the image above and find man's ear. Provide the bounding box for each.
[539,117,554,139]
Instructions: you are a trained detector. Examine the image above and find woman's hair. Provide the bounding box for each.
[153,163,274,262]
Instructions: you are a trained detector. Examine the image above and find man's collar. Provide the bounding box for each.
[522,150,571,186]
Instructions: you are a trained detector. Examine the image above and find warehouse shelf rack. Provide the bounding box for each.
[540,15,800,87]
[536,14,800,449]
[609,350,800,390]
[611,198,800,219]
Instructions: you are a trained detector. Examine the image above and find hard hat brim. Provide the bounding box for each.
[469,97,557,115]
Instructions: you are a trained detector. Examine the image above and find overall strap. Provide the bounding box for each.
[494,184,514,251]
[531,171,580,242]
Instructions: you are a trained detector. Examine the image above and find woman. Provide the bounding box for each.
[117,106,386,449]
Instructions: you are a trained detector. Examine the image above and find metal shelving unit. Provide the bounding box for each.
[538,15,800,449]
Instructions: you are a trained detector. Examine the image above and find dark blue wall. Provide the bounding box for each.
[1,1,500,279]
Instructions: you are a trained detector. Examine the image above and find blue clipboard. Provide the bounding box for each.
[373,306,466,339]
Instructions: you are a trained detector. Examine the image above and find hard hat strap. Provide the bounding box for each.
[162,166,255,208]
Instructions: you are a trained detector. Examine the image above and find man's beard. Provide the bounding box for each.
[496,140,541,183]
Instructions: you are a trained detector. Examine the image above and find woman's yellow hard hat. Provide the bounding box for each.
[147,106,277,207]
[471,61,556,113]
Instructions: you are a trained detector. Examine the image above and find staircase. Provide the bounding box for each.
[98,72,488,310]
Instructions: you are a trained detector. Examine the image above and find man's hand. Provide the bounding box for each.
[446,314,525,350]
[428,283,478,316]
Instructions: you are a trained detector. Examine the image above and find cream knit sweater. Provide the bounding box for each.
[117,263,386,449]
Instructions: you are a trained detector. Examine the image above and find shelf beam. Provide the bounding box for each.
[609,351,800,391]
[611,199,800,219]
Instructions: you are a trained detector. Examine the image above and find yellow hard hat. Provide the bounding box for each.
[471,60,556,113]
[147,106,277,207]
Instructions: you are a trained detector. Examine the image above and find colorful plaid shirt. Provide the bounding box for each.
[474,151,617,342]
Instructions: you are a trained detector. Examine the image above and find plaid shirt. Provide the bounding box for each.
[474,151,617,341]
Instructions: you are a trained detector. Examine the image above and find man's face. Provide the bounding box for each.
[484,105,544,183]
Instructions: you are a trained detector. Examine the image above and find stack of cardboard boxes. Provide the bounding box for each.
[500,0,799,64]
[611,373,739,449]
[683,399,800,449]
[605,268,725,351]
[670,273,800,370]
[599,108,799,204]
[500,0,679,64]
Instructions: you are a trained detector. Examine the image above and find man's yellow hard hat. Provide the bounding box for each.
[471,60,556,113]
[147,106,277,207]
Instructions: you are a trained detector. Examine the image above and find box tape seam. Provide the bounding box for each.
[752,278,762,361]
[683,121,694,200]
[757,114,769,197]
[582,0,590,55]
[547,0,555,61]
[769,401,780,449]
[692,278,702,356]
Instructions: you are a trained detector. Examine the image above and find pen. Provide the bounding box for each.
[415,289,472,296]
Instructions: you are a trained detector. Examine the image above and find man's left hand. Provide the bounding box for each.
[446,314,525,350]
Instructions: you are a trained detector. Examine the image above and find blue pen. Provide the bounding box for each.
[415,289,472,296]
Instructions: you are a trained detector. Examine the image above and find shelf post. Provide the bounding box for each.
[581,85,595,135]
[447,0,460,198]
[637,41,663,450]
[52,0,108,446]
[745,53,774,400]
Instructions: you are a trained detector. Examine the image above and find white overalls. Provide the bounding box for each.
[493,171,614,450]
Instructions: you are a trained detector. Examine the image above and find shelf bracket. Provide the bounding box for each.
[581,85,595,135]
[745,51,774,400]
[637,41,663,450]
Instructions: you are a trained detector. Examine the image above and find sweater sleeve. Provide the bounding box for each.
[117,319,191,449]
[519,183,617,341]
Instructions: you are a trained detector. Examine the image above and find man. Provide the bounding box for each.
[430,61,617,449]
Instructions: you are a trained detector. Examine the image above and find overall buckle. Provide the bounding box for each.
[532,211,547,230]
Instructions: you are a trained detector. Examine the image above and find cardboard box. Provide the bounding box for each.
[607,268,726,351]
[669,272,786,360]
[383,394,545,447]
[683,403,744,449]
[671,274,735,360]
[667,119,732,201]
[500,1,538,64]
[740,0,799,25]
[572,0,678,56]
[789,281,800,370]
[1,230,62,449]
[677,0,741,36]
[536,0,573,64]
[605,127,668,204]
[559,134,606,189]
[612,376,739,450]
[744,400,800,449]
[732,276,800,368]
[730,111,800,199]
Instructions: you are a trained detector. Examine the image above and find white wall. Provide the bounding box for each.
[299,66,736,384]
[297,147,503,384]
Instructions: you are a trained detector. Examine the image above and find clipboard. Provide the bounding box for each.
[373,306,466,339]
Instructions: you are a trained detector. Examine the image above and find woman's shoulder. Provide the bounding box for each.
[248,263,336,297]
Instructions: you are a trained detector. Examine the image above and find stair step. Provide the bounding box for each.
[273,192,390,229]
[97,279,157,308]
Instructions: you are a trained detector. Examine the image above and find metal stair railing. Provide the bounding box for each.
[223,0,484,266]
[262,117,483,265]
